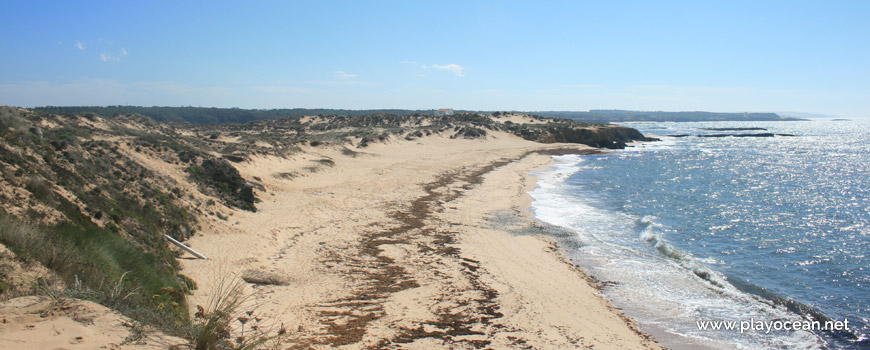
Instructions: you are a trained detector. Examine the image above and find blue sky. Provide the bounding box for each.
[1,1,868,117]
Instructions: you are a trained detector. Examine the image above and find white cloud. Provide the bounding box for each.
[424,63,464,77]
[75,41,85,50]
[333,71,357,80]
[100,48,127,62]
[100,53,120,62]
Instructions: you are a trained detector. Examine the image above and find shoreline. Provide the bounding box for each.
[179,133,661,349]
[527,147,737,350]
[523,152,717,350]
[449,150,660,349]
[527,135,850,350]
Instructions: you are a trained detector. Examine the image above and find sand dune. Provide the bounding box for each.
[0,296,181,349]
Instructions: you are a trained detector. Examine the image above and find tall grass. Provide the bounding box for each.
[183,276,286,350]
[0,216,80,271]
[0,215,188,325]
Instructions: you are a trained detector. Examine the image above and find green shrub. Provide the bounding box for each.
[24,176,51,200]
[0,215,189,326]
[187,159,255,212]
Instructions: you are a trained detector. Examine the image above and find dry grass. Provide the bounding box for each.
[183,276,287,350]
[0,216,80,273]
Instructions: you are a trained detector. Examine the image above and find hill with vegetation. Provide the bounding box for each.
[32,106,436,124]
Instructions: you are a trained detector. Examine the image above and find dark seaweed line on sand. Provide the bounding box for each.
[298,148,597,349]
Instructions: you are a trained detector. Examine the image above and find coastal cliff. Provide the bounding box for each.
[507,120,658,148]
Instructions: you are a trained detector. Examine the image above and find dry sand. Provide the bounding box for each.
[0,130,661,349]
[180,131,661,349]
[0,296,181,349]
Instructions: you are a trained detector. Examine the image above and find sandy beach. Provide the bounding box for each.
[174,130,661,349]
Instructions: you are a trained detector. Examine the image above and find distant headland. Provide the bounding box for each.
[531,110,806,123]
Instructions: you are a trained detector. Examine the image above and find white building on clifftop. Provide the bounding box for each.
[434,108,453,116]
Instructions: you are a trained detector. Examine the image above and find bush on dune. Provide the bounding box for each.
[187,158,256,212]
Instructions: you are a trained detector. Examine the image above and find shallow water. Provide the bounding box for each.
[530,120,870,349]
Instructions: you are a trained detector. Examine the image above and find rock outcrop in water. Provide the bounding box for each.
[668,133,796,138]
[699,127,767,131]
[510,122,659,149]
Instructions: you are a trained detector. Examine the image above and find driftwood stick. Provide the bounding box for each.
[164,234,208,259]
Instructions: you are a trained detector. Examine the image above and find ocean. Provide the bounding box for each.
[530,119,869,349]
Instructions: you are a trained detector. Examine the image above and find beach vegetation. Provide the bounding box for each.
[181,276,287,350]
[0,214,190,326]
[187,158,256,212]
[24,175,51,200]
